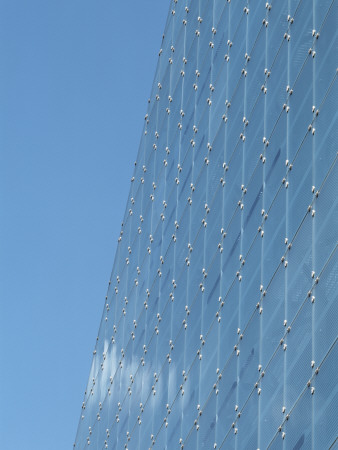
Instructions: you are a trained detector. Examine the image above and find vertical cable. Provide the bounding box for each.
[182,0,196,442]
[311,0,316,447]
[258,4,269,448]
[216,1,230,446]
[283,2,291,449]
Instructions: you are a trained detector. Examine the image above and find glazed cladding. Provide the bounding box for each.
[74,0,338,448]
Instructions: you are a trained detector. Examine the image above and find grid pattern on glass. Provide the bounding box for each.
[74,0,338,449]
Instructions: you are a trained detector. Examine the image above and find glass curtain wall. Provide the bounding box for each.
[74,0,338,448]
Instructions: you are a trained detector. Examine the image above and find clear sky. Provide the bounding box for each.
[0,1,168,448]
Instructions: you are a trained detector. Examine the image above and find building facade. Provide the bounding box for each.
[75,0,338,448]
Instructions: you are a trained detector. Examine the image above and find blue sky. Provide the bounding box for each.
[0,1,168,448]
